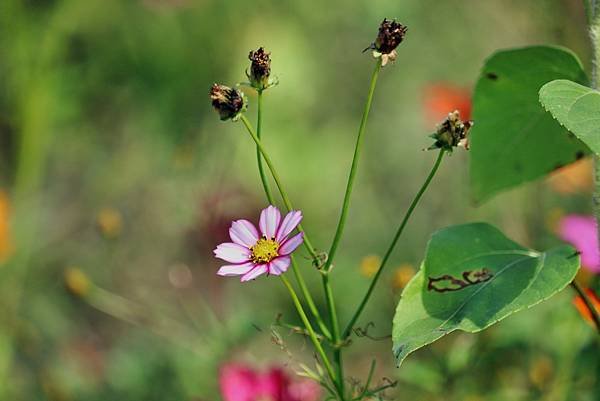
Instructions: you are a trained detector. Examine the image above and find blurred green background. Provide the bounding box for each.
[0,0,598,400]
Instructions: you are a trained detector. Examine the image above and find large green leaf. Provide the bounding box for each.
[470,46,589,203]
[392,223,579,366]
[539,79,600,155]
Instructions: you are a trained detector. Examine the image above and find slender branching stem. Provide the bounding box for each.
[323,59,382,273]
[586,0,600,272]
[256,91,274,200]
[571,280,600,334]
[321,60,382,398]
[240,113,344,398]
[280,275,342,398]
[343,150,445,338]
[240,115,319,260]
[248,100,332,340]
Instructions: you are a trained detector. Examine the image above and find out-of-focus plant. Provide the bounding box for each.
[219,363,321,401]
[207,10,599,400]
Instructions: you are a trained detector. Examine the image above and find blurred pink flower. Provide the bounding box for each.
[219,363,320,401]
[214,205,304,282]
[558,215,600,273]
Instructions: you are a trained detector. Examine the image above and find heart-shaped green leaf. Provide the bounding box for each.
[392,223,579,367]
[470,46,589,203]
[539,79,600,155]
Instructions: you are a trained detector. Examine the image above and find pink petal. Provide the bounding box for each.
[257,368,288,398]
[279,232,304,255]
[559,215,600,273]
[229,219,259,248]
[268,256,291,275]
[259,205,281,239]
[276,210,303,242]
[241,264,268,282]
[288,379,322,401]
[219,364,257,401]
[217,262,255,277]
[214,242,251,264]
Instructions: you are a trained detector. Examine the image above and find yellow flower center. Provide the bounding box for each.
[250,236,280,264]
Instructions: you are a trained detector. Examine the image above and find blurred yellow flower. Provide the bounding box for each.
[64,268,91,298]
[96,208,123,238]
[528,355,553,390]
[359,254,381,278]
[546,157,593,194]
[392,264,416,289]
[0,189,14,263]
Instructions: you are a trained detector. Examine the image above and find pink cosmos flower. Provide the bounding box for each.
[213,205,304,281]
[558,214,600,274]
[219,363,321,401]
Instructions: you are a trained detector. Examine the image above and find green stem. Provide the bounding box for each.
[291,257,332,340]
[588,0,600,280]
[320,61,383,398]
[280,275,342,397]
[343,150,445,338]
[250,98,332,340]
[325,272,343,397]
[240,115,319,260]
[570,280,600,334]
[323,59,382,273]
[256,91,274,201]
[240,113,343,397]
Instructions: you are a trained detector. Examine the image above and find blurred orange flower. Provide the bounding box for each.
[0,190,14,263]
[392,263,416,289]
[423,83,471,124]
[573,288,600,325]
[546,158,593,194]
[359,254,381,278]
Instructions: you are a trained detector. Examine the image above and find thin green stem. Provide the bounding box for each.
[570,280,600,334]
[240,113,343,397]
[324,59,382,273]
[280,275,342,397]
[256,91,274,200]
[354,360,376,401]
[343,150,445,338]
[291,256,332,340]
[322,60,382,399]
[249,98,332,340]
[240,115,319,260]
[325,272,343,397]
[587,0,600,276]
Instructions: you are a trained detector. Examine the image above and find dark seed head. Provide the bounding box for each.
[374,18,407,54]
[248,47,271,90]
[209,84,246,121]
[428,110,473,151]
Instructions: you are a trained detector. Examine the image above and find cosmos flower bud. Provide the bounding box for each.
[428,110,473,151]
[209,84,247,121]
[247,47,275,91]
[365,18,407,66]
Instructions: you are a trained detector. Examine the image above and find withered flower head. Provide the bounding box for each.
[247,47,271,90]
[209,84,247,121]
[428,110,473,151]
[365,18,407,66]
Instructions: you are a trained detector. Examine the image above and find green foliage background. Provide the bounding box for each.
[0,0,598,400]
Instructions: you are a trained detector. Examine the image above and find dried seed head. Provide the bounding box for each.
[375,18,407,54]
[365,19,407,66]
[248,47,271,90]
[209,84,247,121]
[428,110,473,151]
